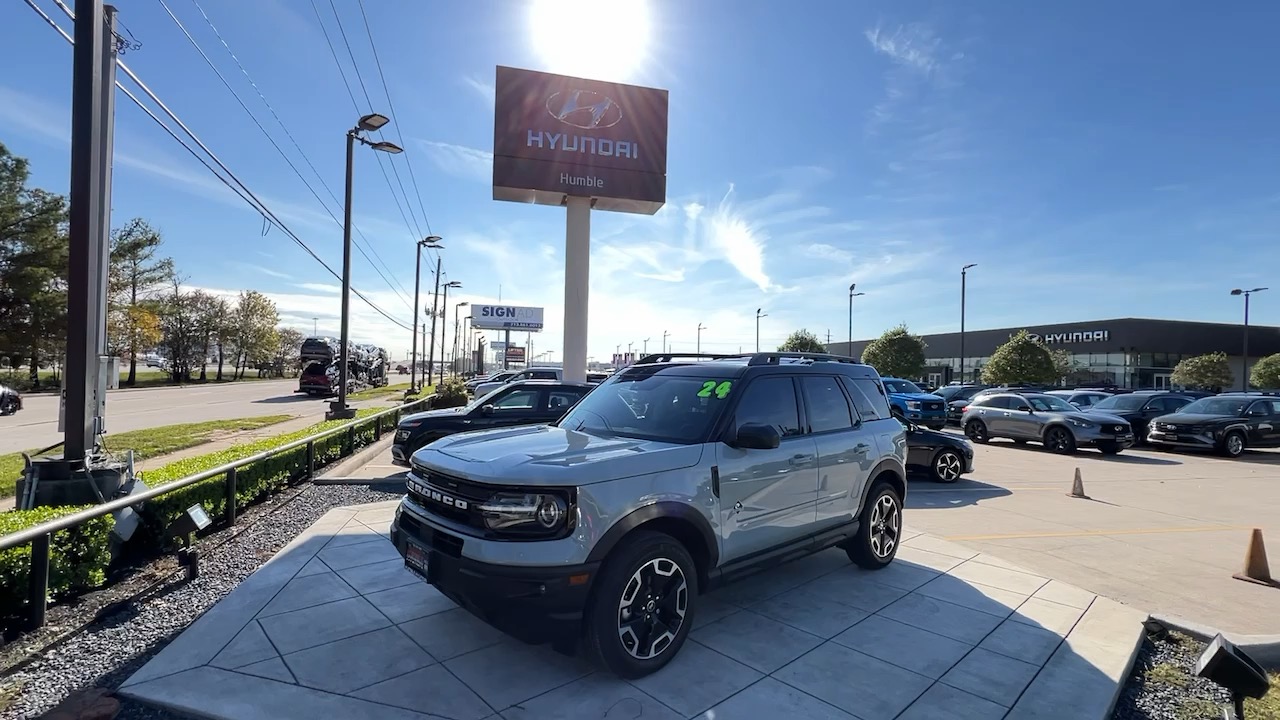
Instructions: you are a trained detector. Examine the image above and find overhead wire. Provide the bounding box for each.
[157,0,416,313]
[31,0,414,332]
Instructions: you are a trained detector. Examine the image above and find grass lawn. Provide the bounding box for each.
[1,414,293,499]
[1250,676,1280,720]
[348,383,433,401]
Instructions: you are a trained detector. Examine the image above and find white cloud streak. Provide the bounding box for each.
[419,140,493,183]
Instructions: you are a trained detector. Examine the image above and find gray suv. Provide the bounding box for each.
[390,352,908,678]
[962,392,1135,454]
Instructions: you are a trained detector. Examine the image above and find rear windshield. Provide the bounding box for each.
[302,362,328,376]
[1180,397,1249,416]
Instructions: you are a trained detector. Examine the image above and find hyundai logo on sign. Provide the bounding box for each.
[547,90,623,129]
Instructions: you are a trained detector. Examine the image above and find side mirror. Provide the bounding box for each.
[480,404,496,416]
[1017,405,1032,412]
[731,422,781,450]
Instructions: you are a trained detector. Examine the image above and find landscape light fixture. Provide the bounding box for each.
[165,504,212,581]
[1195,633,1271,719]
[1230,287,1269,391]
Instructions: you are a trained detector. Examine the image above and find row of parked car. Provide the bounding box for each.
[934,383,1280,458]
[386,352,974,679]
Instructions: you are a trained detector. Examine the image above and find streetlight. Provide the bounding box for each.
[960,264,977,384]
[410,236,443,392]
[627,342,633,361]
[662,330,670,355]
[847,287,865,354]
[453,301,470,375]
[642,337,650,356]
[328,112,404,420]
[756,308,768,352]
[437,280,461,380]
[1231,287,1268,391]
[697,323,706,354]
[312,317,318,335]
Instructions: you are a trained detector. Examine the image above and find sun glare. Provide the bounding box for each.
[528,0,652,82]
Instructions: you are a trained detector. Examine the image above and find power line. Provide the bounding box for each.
[31,0,415,332]
[355,0,435,238]
[158,0,416,312]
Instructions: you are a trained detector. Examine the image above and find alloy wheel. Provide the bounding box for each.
[868,494,901,559]
[617,557,688,660]
[934,451,962,481]
[1048,428,1069,451]
[1226,434,1244,457]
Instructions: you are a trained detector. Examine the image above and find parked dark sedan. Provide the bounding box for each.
[1147,394,1280,458]
[0,384,22,416]
[1088,391,1207,444]
[900,418,974,482]
[391,380,593,464]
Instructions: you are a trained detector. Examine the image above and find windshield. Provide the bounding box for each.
[1092,395,1148,412]
[1026,395,1076,412]
[555,370,732,444]
[883,379,924,395]
[1180,397,1249,416]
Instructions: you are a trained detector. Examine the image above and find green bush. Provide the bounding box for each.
[0,506,114,615]
[433,377,469,409]
[136,406,405,546]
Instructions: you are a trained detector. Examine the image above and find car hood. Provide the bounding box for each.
[948,399,970,408]
[414,424,704,486]
[893,392,943,402]
[910,427,970,450]
[1075,410,1130,424]
[399,406,467,425]
[1154,412,1239,424]
[0,385,16,395]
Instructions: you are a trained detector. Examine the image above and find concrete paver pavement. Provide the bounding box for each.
[121,501,1146,720]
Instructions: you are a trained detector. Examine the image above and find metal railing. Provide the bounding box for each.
[1,397,428,630]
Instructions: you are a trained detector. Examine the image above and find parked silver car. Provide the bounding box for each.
[962,392,1134,454]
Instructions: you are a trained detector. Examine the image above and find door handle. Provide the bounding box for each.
[788,454,813,466]
[853,443,870,455]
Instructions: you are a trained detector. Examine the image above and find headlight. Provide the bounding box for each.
[1067,419,1095,429]
[477,491,572,537]
[906,401,921,410]
[399,420,422,429]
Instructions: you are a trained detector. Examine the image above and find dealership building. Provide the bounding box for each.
[827,318,1280,390]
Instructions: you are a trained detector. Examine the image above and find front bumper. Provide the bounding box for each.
[1147,429,1216,450]
[902,408,948,428]
[1074,426,1135,448]
[390,502,598,646]
[390,442,409,465]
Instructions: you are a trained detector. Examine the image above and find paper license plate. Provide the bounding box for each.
[404,542,437,583]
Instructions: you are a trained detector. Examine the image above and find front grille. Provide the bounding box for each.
[397,511,463,558]
[1101,424,1129,434]
[406,469,498,532]
[925,402,943,412]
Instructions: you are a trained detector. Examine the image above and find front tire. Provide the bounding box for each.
[931,450,964,483]
[1044,426,1077,455]
[965,420,989,443]
[0,396,16,416]
[846,481,903,569]
[1219,431,1246,458]
[585,531,697,679]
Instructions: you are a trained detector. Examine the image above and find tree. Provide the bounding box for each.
[158,277,202,382]
[860,325,926,379]
[981,330,1058,385]
[232,291,279,378]
[275,327,305,377]
[0,143,69,388]
[108,218,173,385]
[1049,348,1073,381]
[1171,352,1233,391]
[778,329,826,353]
[1251,353,1280,390]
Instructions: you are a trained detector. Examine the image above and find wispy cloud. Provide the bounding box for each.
[462,75,495,106]
[295,282,341,294]
[863,22,966,132]
[232,262,291,280]
[865,23,943,74]
[419,140,493,183]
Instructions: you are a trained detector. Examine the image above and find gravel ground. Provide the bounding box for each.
[0,483,404,720]
[1112,629,1233,720]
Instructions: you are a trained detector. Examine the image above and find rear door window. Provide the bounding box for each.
[840,377,892,420]
[800,376,855,432]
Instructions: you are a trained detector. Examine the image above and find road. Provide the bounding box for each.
[0,380,345,454]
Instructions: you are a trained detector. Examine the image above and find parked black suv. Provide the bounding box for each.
[390,380,593,463]
[1148,394,1280,457]
[1088,390,1209,444]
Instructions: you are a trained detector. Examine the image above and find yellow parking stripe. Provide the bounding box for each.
[946,525,1254,542]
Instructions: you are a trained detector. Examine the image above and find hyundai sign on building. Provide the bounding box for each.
[471,304,545,332]
[492,66,669,214]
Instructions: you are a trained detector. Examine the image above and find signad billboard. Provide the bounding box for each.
[492,66,668,215]
[471,304,544,331]
[505,346,526,364]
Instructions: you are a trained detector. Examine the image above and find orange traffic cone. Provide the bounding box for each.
[1067,467,1089,499]
[1233,529,1279,588]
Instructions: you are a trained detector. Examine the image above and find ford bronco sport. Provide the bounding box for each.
[390,351,908,678]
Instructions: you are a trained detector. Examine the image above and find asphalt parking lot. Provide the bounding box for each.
[906,432,1280,635]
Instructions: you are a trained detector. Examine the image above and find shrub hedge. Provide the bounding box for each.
[0,506,114,616]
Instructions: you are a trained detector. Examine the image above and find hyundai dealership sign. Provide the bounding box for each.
[492,66,668,215]
[471,304,545,331]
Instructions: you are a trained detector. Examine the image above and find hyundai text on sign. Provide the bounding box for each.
[492,66,668,215]
[471,304,545,331]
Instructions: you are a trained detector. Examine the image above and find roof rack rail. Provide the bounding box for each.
[741,352,862,366]
[634,352,742,364]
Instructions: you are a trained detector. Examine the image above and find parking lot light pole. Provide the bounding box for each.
[756,308,767,352]
[960,264,977,384]
[453,301,469,376]
[1231,287,1268,391]
[410,236,443,392]
[642,337,650,355]
[437,280,461,380]
[697,323,706,355]
[329,113,402,421]
[662,330,670,354]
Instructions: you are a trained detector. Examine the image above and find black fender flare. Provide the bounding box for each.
[585,501,720,569]
[860,458,907,507]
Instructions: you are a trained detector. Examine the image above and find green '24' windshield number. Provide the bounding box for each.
[697,380,733,399]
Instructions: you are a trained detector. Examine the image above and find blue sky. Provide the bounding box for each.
[3,0,1279,362]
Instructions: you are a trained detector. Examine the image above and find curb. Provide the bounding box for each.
[314,435,400,485]
[1148,613,1280,666]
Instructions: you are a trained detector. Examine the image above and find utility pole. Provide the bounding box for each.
[426,258,442,385]
[960,264,977,383]
[410,237,442,392]
[453,301,469,375]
